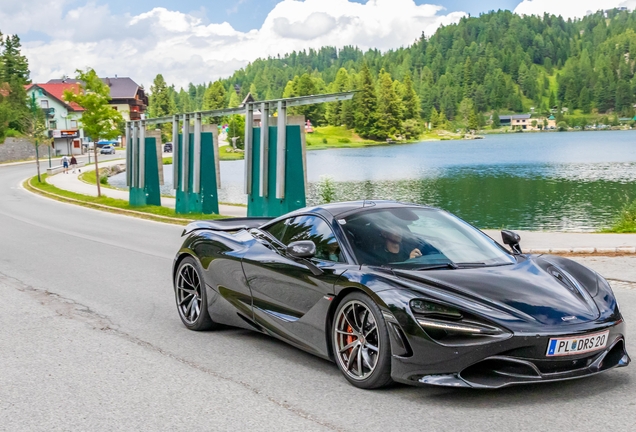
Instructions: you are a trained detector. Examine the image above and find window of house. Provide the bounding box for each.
[49,120,57,129]
[70,119,78,128]
[40,99,49,108]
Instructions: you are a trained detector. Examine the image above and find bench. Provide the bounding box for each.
[46,161,86,176]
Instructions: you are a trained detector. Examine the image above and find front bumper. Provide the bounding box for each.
[388,319,630,388]
[418,336,630,388]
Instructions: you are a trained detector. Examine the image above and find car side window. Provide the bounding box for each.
[264,218,291,242]
[283,216,344,263]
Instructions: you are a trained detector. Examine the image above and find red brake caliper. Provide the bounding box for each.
[346,324,355,356]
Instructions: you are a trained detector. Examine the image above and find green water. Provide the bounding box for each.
[110,130,636,231]
[303,131,636,231]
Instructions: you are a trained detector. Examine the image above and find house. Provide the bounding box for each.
[498,114,532,129]
[48,76,148,121]
[25,83,87,156]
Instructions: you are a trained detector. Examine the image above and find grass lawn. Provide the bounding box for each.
[306,126,377,149]
[27,174,226,224]
[163,146,244,162]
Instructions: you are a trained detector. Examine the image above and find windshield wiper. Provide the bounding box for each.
[455,262,486,267]
[409,262,458,271]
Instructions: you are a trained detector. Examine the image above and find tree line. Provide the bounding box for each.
[0,31,29,140]
[148,8,636,139]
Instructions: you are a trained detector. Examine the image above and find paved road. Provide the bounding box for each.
[1,161,635,431]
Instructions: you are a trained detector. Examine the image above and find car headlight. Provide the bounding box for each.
[410,299,511,346]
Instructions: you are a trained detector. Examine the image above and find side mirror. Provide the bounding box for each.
[287,241,316,259]
[501,230,522,254]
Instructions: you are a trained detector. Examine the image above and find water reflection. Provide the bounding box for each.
[109,131,636,231]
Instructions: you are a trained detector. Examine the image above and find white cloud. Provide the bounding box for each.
[0,0,466,89]
[514,0,636,20]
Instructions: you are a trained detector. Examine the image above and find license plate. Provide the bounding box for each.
[546,331,609,357]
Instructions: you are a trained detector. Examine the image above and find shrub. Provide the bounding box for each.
[2,128,21,138]
[401,119,422,140]
[322,137,328,144]
[337,138,351,143]
[557,121,569,131]
[317,176,336,203]
[607,199,636,233]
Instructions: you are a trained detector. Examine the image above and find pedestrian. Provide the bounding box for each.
[70,155,78,173]
[61,155,69,174]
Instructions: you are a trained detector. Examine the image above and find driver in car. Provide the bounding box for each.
[378,226,421,263]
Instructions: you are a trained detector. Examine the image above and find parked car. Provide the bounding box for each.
[100,145,116,155]
[163,142,173,153]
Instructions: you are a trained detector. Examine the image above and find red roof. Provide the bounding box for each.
[26,83,85,111]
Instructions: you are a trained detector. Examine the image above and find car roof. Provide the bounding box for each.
[287,200,438,219]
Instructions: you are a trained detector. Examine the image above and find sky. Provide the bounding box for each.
[0,0,635,89]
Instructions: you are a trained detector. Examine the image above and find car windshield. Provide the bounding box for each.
[342,207,515,269]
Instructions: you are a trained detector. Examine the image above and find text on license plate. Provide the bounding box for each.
[546,331,609,357]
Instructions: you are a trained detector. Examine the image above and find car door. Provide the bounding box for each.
[242,215,348,358]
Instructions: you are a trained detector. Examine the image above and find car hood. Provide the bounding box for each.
[392,256,600,326]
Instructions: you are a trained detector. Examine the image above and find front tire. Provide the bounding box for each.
[332,292,392,389]
[174,256,216,331]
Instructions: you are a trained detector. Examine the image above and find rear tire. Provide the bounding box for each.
[332,292,393,389]
[174,256,216,331]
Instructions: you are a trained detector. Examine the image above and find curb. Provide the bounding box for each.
[526,247,636,255]
[25,177,192,225]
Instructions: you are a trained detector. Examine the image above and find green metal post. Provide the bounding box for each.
[247,125,305,217]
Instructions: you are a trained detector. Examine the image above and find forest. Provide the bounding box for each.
[146,8,636,140]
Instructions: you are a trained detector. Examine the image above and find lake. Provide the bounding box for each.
[110,130,636,231]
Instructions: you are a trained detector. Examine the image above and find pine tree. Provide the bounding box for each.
[491,111,501,129]
[579,87,591,114]
[0,33,30,134]
[354,63,378,139]
[401,72,420,120]
[437,111,449,130]
[375,68,402,139]
[463,57,473,99]
[458,98,475,124]
[548,91,556,109]
[228,91,240,108]
[149,74,174,118]
[248,83,259,100]
[1,35,29,83]
[468,110,479,131]
[429,107,439,129]
[202,80,227,111]
[325,68,350,125]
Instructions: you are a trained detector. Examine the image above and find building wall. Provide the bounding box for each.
[110,103,131,121]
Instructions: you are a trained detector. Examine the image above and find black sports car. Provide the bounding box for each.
[172,201,630,389]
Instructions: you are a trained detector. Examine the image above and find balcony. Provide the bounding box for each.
[42,107,56,118]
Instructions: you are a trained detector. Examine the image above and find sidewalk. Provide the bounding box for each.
[43,160,636,252]
[482,230,636,254]
[46,158,248,218]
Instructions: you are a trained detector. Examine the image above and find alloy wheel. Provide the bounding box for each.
[334,300,380,380]
[176,263,203,325]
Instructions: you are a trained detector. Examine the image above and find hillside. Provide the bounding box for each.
[151,8,636,138]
